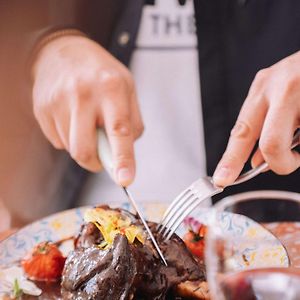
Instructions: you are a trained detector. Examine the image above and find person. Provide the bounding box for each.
[0,0,299,224]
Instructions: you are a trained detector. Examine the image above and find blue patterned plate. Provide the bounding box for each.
[0,203,289,298]
[0,203,289,269]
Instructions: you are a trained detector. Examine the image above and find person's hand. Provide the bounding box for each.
[213,51,300,187]
[32,35,143,186]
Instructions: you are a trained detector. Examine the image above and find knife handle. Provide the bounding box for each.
[97,128,114,179]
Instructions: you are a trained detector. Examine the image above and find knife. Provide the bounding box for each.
[97,129,168,266]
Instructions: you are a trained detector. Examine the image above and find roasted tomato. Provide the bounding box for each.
[183,225,207,259]
[22,242,66,282]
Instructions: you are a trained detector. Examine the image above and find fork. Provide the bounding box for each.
[158,130,300,241]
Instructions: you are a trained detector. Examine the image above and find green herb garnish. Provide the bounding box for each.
[12,278,23,299]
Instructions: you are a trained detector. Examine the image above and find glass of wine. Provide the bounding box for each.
[205,190,300,300]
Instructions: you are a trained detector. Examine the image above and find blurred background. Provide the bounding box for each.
[1,0,300,231]
[0,1,76,228]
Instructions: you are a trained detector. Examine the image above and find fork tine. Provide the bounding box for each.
[165,197,214,241]
[157,187,191,231]
[163,194,197,240]
[159,190,192,234]
[164,183,223,240]
[164,196,204,240]
[160,192,195,236]
[159,176,223,241]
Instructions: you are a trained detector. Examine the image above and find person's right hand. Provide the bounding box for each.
[32,35,144,186]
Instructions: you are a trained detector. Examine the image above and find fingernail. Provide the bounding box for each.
[117,167,133,186]
[213,166,231,186]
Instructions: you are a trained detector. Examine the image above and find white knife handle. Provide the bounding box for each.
[97,128,114,179]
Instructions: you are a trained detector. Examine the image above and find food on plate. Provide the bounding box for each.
[183,216,207,260]
[176,280,210,300]
[0,266,42,298]
[22,241,66,282]
[61,205,207,299]
[183,224,207,259]
[0,205,209,299]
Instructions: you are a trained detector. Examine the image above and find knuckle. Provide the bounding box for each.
[75,76,95,100]
[69,80,91,107]
[282,75,300,97]
[54,87,70,101]
[110,120,131,137]
[134,123,144,139]
[251,68,270,91]
[97,68,133,92]
[54,80,77,101]
[52,141,64,150]
[230,120,252,139]
[98,69,124,88]
[259,137,281,158]
[277,167,293,175]
[80,161,102,173]
[255,68,269,83]
[70,145,93,164]
[267,162,293,175]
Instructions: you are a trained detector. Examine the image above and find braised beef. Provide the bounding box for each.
[62,234,137,299]
[160,236,205,287]
[75,222,103,249]
[62,207,206,300]
[62,246,112,291]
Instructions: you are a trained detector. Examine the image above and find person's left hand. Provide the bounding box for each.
[213,50,300,187]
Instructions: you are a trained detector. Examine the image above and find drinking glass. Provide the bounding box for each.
[205,190,300,300]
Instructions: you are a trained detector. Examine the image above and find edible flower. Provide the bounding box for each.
[84,207,145,248]
[0,266,42,298]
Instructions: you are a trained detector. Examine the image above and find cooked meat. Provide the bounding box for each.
[62,234,137,300]
[132,236,205,300]
[176,281,210,300]
[75,222,103,249]
[132,242,169,299]
[62,246,112,291]
[62,207,206,300]
[160,235,205,287]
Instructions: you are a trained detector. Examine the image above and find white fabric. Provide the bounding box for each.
[79,0,207,206]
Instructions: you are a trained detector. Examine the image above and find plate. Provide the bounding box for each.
[0,203,289,268]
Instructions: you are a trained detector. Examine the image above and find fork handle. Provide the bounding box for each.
[231,129,300,186]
